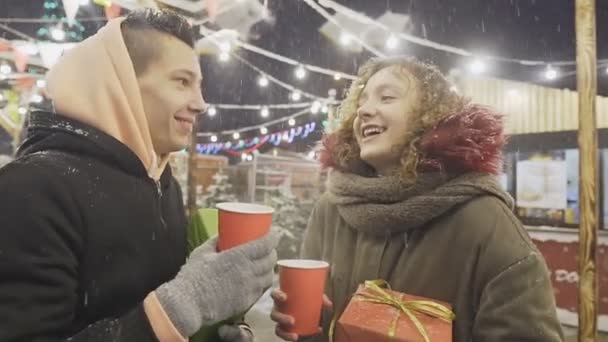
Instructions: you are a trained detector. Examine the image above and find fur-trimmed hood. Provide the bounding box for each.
[320,103,507,176]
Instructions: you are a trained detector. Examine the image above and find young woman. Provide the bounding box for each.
[271,57,564,341]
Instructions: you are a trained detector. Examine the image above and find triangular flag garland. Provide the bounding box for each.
[197,122,318,155]
[62,0,80,26]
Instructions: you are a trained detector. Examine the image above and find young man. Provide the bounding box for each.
[0,9,277,342]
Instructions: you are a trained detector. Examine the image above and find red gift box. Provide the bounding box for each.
[332,280,454,342]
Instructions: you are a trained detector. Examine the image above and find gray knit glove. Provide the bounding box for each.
[155,231,279,337]
[218,324,254,342]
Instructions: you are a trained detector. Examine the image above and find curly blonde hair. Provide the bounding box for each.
[323,56,467,181]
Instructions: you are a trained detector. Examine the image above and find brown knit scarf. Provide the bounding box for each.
[326,170,514,236]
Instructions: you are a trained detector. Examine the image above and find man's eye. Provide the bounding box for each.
[381,95,395,101]
[178,78,189,86]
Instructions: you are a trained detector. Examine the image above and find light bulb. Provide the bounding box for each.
[210,135,218,142]
[241,153,248,161]
[207,106,217,117]
[258,75,269,87]
[307,151,316,159]
[50,27,66,41]
[295,66,307,80]
[18,107,27,115]
[260,127,268,134]
[290,91,302,101]
[36,79,46,88]
[219,42,231,53]
[339,32,352,46]
[288,118,296,126]
[233,132,240,140]
[311,101,321,114]
[385,35,399,50]
[219,52,230,62]
[260,106,270,118]
[31,94,43,103]
[334,73,342,81]
[544,66,558,80]
[321,105,329,113]
[0,63,12,75]
[469,59,487,74]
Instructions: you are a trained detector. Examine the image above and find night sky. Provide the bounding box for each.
[1,0,607,151]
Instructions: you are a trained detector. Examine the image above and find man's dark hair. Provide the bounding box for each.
[121,9,195,76]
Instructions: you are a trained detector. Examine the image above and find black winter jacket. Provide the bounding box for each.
[0,111,188,341]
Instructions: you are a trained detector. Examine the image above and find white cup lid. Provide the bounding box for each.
[277,259,329,269]
[216,202,274,214]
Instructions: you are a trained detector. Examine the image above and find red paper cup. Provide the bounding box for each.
[277,259,330,336]
[216,202,274,251]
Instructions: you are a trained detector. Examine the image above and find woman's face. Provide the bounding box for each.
[353,66,420,175]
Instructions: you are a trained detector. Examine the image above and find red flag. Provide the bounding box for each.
[16,77,35,91]
[13,48,29,73]
[105,3,121,20]
[0,39,10,52]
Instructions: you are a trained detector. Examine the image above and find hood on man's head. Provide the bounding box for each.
[45,18,165,179]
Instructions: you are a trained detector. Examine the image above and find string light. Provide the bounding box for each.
[307,151,316,159]
[258,75,269,87]
[219,42,232,53]
[0,63,12,74]
[385,35,399,50]
[339,32,352,46]
[207,106,217,117]
[219,52,230,62]
[544,66,558,80]
[260,127,268,134]
[260,106,270,118]
[295,65,307,80]
[36,79,46,88]
[18,107,27,115]
[288,118,296,126]
[311,101,321,114]
[233,132,240,140]
[469,58,487,74]
[290,91,302,101]
[334,73,342,81]
[31,94,43,103]
[50,26,66,41]
[210,135,218,142]
[321,104,329,113]
[0,94,4,101]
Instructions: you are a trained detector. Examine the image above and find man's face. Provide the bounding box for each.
[137,34,206,155]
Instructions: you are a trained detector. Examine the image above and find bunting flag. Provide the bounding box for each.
[12,48,29,73]
[38,42,74,68]
[62,0,80,26]
[104,3,122,19]
[196,122,317,155]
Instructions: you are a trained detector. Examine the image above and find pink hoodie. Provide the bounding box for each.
[46,17,168,181]
[45,18,184,341]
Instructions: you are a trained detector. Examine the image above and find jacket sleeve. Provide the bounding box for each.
[299,198,324,260]
[472,204,565,341]
[0,161,161,342]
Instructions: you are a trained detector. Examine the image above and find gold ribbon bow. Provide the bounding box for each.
[329,280,456,342]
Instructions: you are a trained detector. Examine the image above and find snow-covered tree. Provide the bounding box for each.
[200,169,238,208]
[266,188,310,260]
